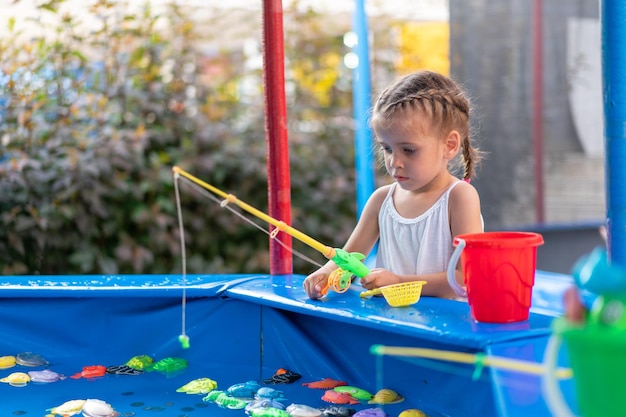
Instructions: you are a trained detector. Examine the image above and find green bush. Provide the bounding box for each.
[0,0,361,275]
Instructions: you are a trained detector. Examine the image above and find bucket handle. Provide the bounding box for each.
[542,333,577,417]
[447,238,467,297]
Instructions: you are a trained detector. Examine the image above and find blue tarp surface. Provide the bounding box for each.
[0,271,577,417]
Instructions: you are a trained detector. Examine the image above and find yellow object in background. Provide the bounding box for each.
[396,21,450,76]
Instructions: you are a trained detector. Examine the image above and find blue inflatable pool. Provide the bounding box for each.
[0,272,576,417]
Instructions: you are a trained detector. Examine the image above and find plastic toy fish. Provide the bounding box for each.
[16,352,49,367]
[318,406,357,417]
[106,365,143,375]
[256,386,286,401]
[47,399,86,416]
[203,389,225,403]
[82,398,119,417]
[302,378,348,390]
[213,392,248,409]
[248,407,291,417]
[70,365,107,380]
[125,355,154,370]
[353,408,388,417]
[177,377,218,395]
[28,369,65,383]
[262,368,302,384]
[0,355,16,369]
[0,371,30,387]
[398,409,429,417]
[286,403,323,417]
[246,398,287,412]
[148,357,188,374]
[321,390,360,405]
[227,380,262,398]
[368,389,404,405]
[334,386,373,401]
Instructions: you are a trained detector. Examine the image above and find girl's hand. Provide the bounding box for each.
[303,267,333,299]
[360,268,399,290]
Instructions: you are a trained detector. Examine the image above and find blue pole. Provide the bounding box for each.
[352,0,375,218]
[602,0,626,266]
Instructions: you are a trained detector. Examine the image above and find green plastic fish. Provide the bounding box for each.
[149,357,188,374]
[203,390,224,402]
[334,386,374,401]
[214,392,248,409]
[126,355,154,370]
[177,377,218,395]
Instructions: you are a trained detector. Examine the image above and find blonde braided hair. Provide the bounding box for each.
[371,71,482,180]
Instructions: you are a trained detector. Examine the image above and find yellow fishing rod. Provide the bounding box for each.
[370,345,573,379]
[172,166,371,295]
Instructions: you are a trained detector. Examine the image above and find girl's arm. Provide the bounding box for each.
[302,186,389,299]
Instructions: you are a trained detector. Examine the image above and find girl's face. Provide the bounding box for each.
[374,113,459,192]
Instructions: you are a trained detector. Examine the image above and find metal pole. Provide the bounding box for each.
[532,0,545,224]
[352,0,375,219]
[602,0,626,266]
[262,0,292,274]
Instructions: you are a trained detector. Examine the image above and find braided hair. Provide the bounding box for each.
[371,70,482,181]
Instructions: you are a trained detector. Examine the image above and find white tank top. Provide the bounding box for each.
[375,181,461,275]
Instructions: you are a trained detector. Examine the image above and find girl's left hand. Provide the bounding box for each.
[360,268,399,290]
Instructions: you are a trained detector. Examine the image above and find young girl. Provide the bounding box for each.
[303,70,484,300]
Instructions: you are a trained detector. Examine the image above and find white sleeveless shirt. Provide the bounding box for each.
[375,181,461,275]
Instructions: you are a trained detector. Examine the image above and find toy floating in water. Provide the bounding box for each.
[148,357,188,374]
[227,380,262,398]
[319,406,356,417]
[16,352,49,367]
[286,403,323,417]
[70,365,107,380]
[321,390,360,405]
[0,371,30,387]
[125,355,154,370]
[248,407,291,417]
[81,399,119,417]
[28,369,65,383]
[0,355,16,369]
[209,391,248,409]
[398,409,429,417]
[302,377,348,390]
[47,399,86,416]
[262,368,302,384]
[353,408,389,417]
[334,386,373,401]
[106,365,143,376]
[246,398,287,412]
[256,386,286,401]
[203,389,224,403]
[173,166,371,296]
[177,377,218,395]
[368,389,404,405]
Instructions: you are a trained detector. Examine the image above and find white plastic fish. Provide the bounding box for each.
[286,403,323,417]
[82,399,119,417]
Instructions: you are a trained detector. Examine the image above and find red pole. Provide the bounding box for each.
[532,0,545,223]
[262,0,292,274]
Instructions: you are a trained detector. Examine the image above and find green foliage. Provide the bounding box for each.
[0,0,360,275]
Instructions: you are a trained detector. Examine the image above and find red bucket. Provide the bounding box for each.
[447,232,544,323]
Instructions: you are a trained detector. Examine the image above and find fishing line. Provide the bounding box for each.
[173,170,326,349]
[176,175,324,268]
[173,171,190,349]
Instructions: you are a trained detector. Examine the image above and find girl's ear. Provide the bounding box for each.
[444,130,461,158]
